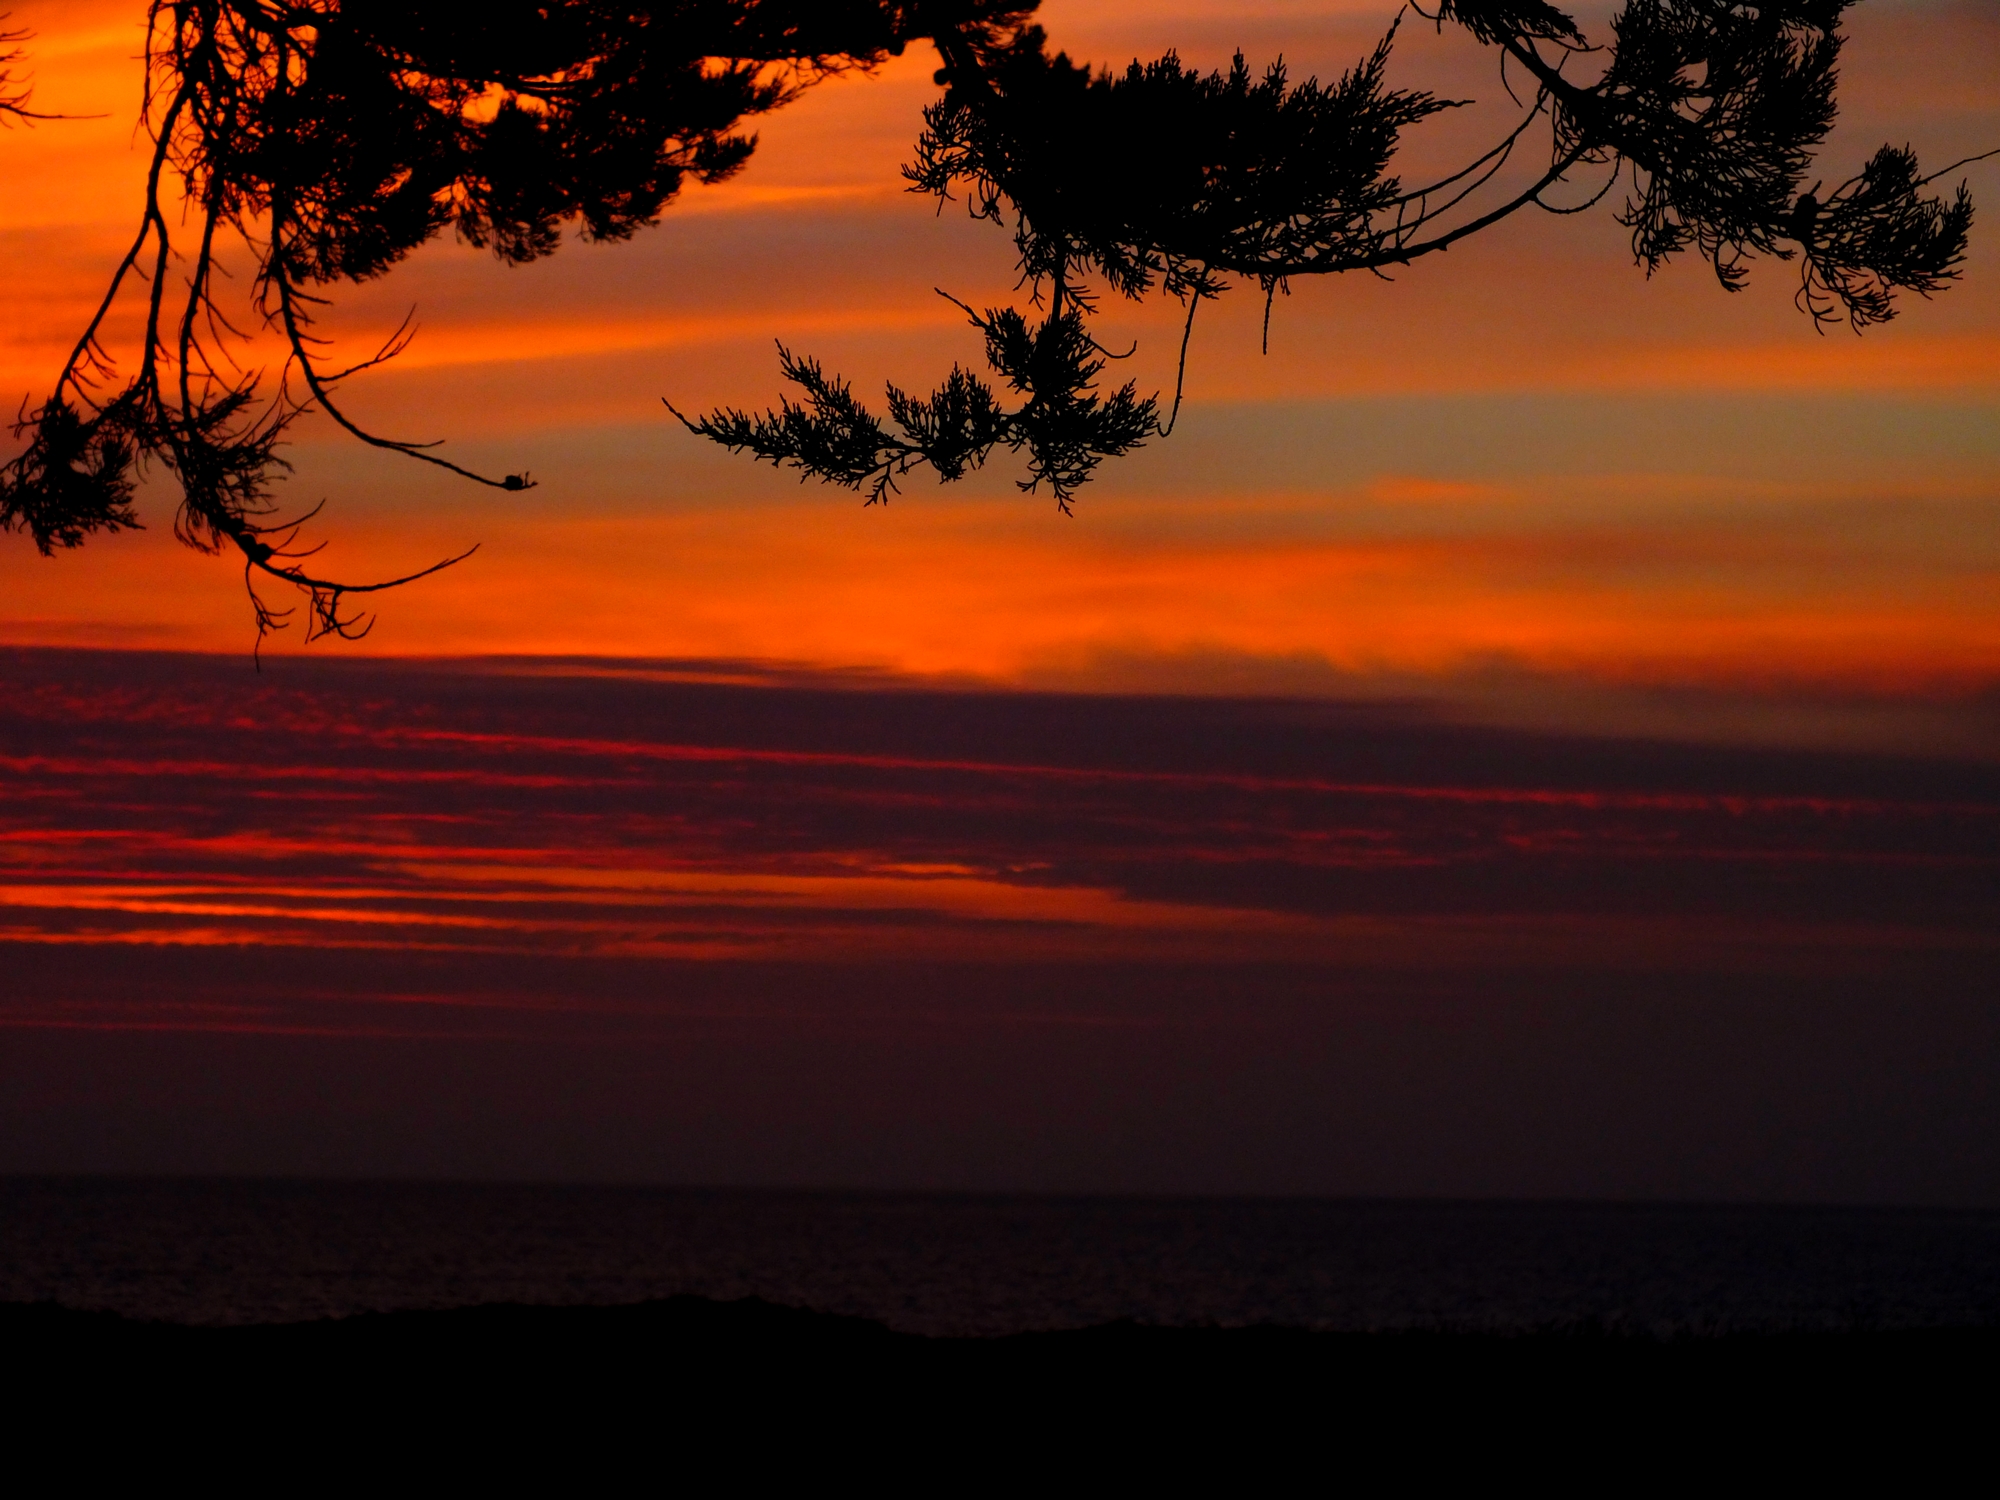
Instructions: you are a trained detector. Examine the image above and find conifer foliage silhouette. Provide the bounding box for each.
[681,0,1989,508]
[0,1,1025,642]
[0,1,1988,638]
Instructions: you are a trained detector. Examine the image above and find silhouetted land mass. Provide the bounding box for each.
[3,1298,1995,1477]
[0,2,1991,641]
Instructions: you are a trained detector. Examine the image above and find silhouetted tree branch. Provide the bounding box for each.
[0,16,58,125]
[670,291,1157,512]
[1,2,1989,641]
[685,0,1990,506]
[2,0,1026,645]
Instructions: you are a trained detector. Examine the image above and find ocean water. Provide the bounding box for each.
[4,1177,1998,1336]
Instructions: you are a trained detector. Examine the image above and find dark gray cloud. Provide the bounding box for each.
[3,647,1997,1200]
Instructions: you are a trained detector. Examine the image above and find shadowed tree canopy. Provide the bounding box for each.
[0,0,1989,641]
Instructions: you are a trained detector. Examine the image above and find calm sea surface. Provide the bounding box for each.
[4,1178,1998,1336]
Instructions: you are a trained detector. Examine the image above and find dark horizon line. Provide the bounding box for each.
[10,1171,1997,1218]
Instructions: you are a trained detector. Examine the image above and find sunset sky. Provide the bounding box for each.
[2,1,1997,1198]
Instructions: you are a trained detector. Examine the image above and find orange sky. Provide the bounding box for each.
[3,6,2000,1196]
[2,0,1997,743]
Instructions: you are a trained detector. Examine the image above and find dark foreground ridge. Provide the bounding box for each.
[5,1297,1996,1477]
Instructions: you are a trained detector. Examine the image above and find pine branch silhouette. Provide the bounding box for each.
[0,2,1989,639]
[686,0,1989,509]
[0,1,1029,645]
[671,294,1157,511]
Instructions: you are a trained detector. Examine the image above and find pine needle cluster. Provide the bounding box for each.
[0,1,1988,637]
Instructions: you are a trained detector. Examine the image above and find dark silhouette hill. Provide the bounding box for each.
[4,1296,1995,1481]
